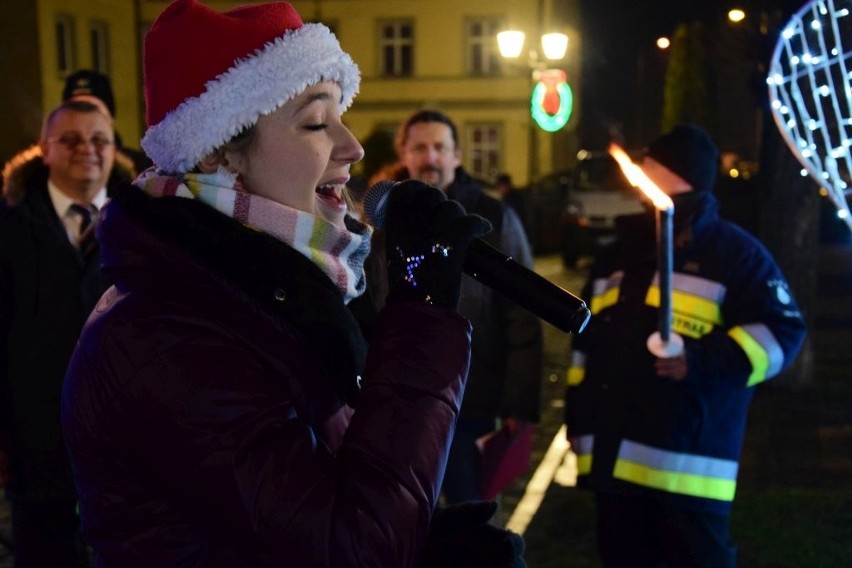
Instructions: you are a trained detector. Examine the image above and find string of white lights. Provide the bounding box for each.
[768,0,852,231]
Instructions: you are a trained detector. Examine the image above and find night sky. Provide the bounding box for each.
[578,0,808,149]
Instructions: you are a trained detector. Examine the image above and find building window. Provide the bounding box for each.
[56,14,77,78]
[465,124,501,180]
[466,19,501,76]
[89,20,110,75]
[379,21,413,77]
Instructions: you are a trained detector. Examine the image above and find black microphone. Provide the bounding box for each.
[363,181,591,334]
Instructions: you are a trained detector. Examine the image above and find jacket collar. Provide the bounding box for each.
[100,183,368,404]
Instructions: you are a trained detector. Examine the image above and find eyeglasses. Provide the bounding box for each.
[46,133,114,152]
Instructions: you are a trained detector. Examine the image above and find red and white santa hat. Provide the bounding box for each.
[141,0,360,173]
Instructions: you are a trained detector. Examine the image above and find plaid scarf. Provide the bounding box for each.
[133,168,371,304]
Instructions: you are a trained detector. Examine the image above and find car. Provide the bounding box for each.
[559,151,646,267]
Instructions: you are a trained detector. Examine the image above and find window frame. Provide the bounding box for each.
[378,19,414,77]
[464,123,503,182]
[89,19,110,75]
[465,17,502,76]
[55,14,77,78]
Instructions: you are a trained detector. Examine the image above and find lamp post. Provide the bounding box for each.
[497,29,570,183]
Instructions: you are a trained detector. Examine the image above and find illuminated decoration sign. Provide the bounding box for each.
[767,0,852,232]
[531,69,573,132]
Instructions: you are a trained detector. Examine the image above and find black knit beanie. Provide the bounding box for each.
[646,124,719,192]
[62,70,117,117]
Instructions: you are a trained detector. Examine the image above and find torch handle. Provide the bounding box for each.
[657,207,674,342]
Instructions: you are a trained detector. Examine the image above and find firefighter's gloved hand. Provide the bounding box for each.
[384,179,491,310]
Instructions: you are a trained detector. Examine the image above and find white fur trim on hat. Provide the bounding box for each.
[141,23,359,173]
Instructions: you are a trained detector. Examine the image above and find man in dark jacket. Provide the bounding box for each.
[565,124,807,567]
[0,99,116,566]
[395,109,543,504]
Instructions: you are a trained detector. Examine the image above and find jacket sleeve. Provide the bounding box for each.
[0,254,12,457]
[565,272,596,388]
[114,302,472,568]
[685,241,807,387]
[496,205,544,422]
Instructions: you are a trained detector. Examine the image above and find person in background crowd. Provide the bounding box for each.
[0,98,117,567]
[391,109,544,505]
[60,1,525,566]
[62,69,153,174]
[1,70,138,209]
[564,124,807,567]
[493,173,530,235]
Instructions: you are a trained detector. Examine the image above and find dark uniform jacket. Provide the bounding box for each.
[565,192,807,514]
[61,184,473,566]
[0,157,112,500]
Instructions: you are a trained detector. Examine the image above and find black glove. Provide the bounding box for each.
[384,180,491,309]
[420,501,528,568]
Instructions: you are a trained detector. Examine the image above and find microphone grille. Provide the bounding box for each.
[362,180,397,228]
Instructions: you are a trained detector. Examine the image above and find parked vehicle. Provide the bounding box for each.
[521,170,571,255]
[560,151,645,267]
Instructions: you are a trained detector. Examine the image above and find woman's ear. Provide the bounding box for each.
[197,152,224,174]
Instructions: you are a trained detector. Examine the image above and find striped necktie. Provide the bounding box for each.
[68,202,99,255]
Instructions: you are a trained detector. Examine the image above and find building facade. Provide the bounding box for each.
[1,0,582,186]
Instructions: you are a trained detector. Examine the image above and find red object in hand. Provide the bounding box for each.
[478,423,534,500]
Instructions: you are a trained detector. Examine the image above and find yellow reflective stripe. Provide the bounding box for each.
[576,454,593,475]
[569,435,594,475]
[728,326,770,386]
[645,285,659,308]
[672,291,722,324]
[567,367,585,386]
[672,317,711,339]
[613,459,737,501]
[590,286,619,315]
[646,272,725,339]
[647,285,722,339]
[590,273,623,315]
[646,286,722,324]
[566,351,586,386]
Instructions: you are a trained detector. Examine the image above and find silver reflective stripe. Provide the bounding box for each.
[618,440,738,479]
[739,323,785,379]
[570,434,594,456]
[614,440,739,501]
[593,271,624,296]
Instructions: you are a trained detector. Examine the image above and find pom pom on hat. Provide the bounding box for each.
[141,0,360,173]
[645,124,719,193]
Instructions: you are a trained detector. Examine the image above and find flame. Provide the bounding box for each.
[608,143,673,211]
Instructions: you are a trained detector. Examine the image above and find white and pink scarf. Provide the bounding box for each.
[133,168,372,304]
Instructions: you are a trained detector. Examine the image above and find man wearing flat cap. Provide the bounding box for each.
[563,124,807,567]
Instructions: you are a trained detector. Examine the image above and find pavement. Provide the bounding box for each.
[1,246,850,566]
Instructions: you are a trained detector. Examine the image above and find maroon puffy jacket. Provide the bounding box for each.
[61,186,471,567]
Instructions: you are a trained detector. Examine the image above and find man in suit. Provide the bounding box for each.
[0,99,114,567]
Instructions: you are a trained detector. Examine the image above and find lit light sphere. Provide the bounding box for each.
[768,0,852,232]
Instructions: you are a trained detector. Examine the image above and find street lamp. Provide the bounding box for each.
[497,30,568,63]
[497,28,571,182]
[728,8,746,24]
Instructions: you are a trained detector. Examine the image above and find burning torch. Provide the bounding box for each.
[608,144,684,358]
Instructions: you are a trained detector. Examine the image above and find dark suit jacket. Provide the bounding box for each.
[0,163,109,500]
